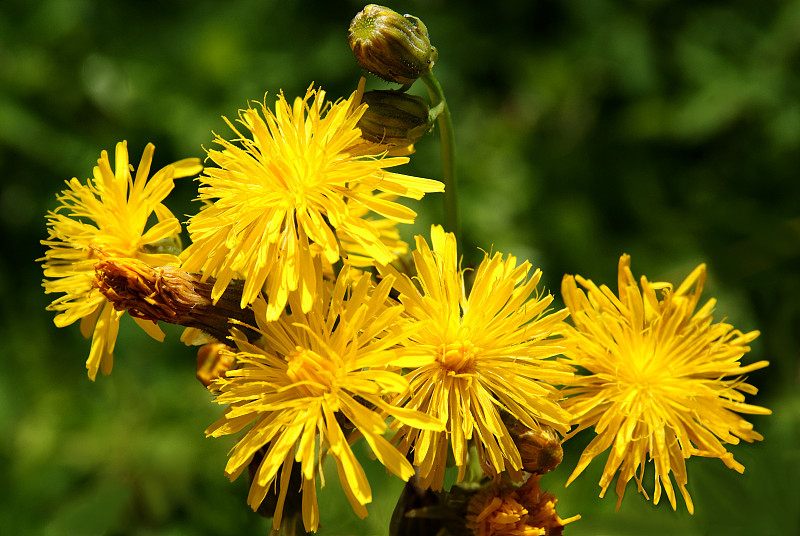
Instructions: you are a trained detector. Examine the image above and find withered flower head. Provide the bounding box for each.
[94,256,256,343]
[465,475,579,536]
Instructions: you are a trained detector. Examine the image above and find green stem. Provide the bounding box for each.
[421,71,460,249]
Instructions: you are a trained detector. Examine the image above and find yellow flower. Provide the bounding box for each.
[467,486,535,536]
[40,141,202,380]
[206,266,443,533]
[337,192,409,267]
[180,80,443,320]
[380,225,573,490]
[561,254,771,513]
[466,474,579,536]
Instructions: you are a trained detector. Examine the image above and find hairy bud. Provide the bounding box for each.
[348,4,437,86]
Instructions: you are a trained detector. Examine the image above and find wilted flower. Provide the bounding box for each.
[465,474,579,536]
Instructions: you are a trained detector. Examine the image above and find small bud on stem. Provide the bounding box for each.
[196,342,236,388]
[359,90,432,147]
[349,4,437,87]
[502,414,564,475]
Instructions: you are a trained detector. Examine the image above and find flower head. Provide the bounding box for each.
[380,226,573,490]
[40,141,202,379]
[561,254,771,513]
[206,266,443,533]
[465,474,579,536]
[180,81,443,320]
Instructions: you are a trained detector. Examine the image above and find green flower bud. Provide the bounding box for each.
[358,90,432,147]
[502,414,564,475]
[515,425,563,475]
[348,4,438,87]
[139,233,182,256]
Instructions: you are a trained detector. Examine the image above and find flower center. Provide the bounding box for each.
[286,347,337,397]
[467,488,529,535]
[436,340,479,373]
[623,345,671,390]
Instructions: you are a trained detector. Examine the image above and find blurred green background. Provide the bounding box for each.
[2,0,798,534]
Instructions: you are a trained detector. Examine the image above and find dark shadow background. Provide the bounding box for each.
[2,0,798,534]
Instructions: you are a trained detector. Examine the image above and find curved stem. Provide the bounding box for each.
[421,71,460,249]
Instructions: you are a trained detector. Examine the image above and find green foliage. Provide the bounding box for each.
[3,0,798,534]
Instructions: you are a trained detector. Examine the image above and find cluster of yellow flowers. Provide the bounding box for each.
[39,4,771,535]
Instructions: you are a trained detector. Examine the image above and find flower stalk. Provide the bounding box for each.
[421,71,460,249]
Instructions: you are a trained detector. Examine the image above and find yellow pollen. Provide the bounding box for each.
[286,346,337,397]
[437,340,479,373]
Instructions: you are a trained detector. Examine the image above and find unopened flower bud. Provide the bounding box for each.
[348,4,437,86]
[196,342,236,388]
[503,414,563,474]
[358,90,432,146]
[139,234,183,256]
